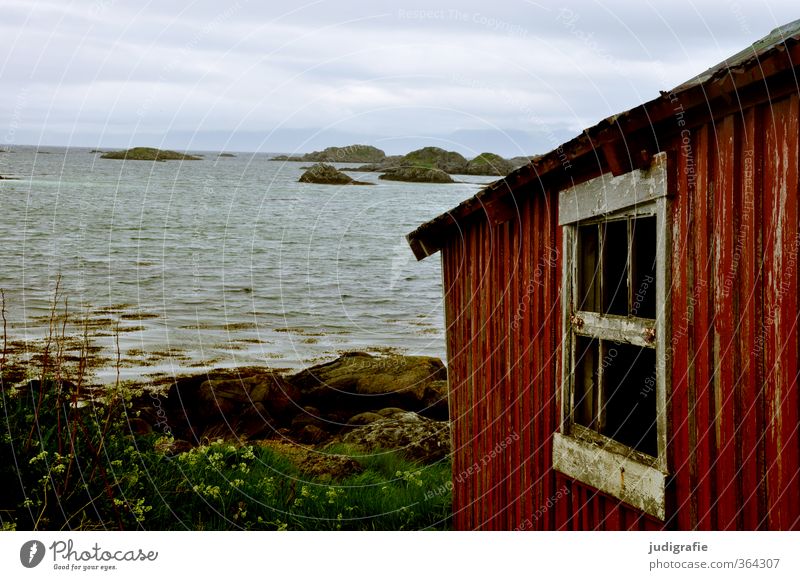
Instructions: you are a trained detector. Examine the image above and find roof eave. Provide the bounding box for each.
[407,26,800,261]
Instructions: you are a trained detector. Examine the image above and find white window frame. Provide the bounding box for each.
[553,152,671,520]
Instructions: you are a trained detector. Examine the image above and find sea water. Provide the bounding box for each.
[0,146,490,382]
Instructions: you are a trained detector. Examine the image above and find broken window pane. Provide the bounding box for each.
[602,219,629,315]
[631,216,657,318]
[601,342,657,456]
[577,224,600,312]
[573,336,599,429]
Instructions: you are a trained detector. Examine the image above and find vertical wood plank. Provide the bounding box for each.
[713,114,740,529]
[693,124,716,530]
[521,198,534,529]
[737,106,765,529]
[669,129,695,529]
[550,195,562,530]
[762,95,800,530]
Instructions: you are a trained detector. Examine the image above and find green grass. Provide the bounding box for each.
[138,441,452,530]
[0,284,452,531]
[0,378,452,531]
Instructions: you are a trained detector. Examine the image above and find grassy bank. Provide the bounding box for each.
[0,289,452,531]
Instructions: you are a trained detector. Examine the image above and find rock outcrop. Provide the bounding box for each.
[378,167,454,183]
[464,152,514,176]
[341,409,450,463]
[287,352,449,420]
[400,147,468,173]
[154,353,451,463]
[164,368,299,442]
[298,163,371,185]
[275,144,536,177]
[274,145,386,164]
[100,147,202,161]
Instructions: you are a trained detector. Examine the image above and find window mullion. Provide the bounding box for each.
[573,311,656,347]
[597,339,606,432]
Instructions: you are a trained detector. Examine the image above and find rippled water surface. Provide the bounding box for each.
[0,146,490,382]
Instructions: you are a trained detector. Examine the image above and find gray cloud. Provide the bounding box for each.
[1,0,798,155]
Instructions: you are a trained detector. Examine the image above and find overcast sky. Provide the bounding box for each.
[1,0,798,156]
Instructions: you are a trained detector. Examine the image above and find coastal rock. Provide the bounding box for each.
[166,370,299,441]
[298,453,363,481]
[287,352,448,419]
[347,411,384,425]
[464,152,514,176]
[259,440,363,480]
[341,412,451,463]
[100,147,202,161]
[379,167,454,183]
[352,155,404,171]
[274,144,385,163]
[400,147,468,173]
[508,155,538,170]
[298,424,328,444]
[127,417,153,436]
[299,163,371,185]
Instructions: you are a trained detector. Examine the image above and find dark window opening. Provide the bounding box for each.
[573,339,657,457]
[602,220,628,315]
[577,225,600,311]
[631,216,657,318]
[602,343,657,456]
[575,215,657,319]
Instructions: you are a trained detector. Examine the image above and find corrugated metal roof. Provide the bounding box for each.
[407,19,800,260]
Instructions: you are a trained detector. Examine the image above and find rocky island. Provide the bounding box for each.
[274,144,386,164]
[101,147,202,161]
[276,144,538,180]
[298,163,372,185]
[379,167,454,183]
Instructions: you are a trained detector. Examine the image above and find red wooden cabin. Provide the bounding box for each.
[407,21,800,530]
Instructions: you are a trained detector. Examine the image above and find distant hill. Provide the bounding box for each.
[379,167,454,183]
[464,152,514,176]
[275,144,540,179]
[273,145,385,164]
[101,147,202,161]
[399,147,468,173]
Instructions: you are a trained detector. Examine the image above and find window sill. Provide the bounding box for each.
[552,431,666,520]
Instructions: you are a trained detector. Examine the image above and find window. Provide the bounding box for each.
[552,153,670,520]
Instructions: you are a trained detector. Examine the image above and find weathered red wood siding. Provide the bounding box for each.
[668,94,800,530]
[440,93,800,530]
